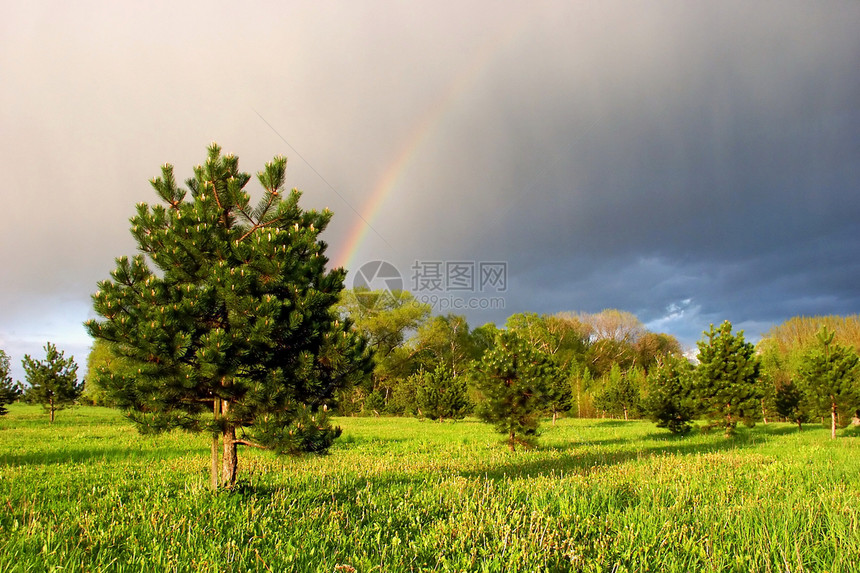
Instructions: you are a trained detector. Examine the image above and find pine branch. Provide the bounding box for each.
[233,439,269,450]
[237,217,286,243]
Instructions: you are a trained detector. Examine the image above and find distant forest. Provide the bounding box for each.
[80,291,859,438]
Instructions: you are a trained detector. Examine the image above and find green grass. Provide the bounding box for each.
[1,405,858,572]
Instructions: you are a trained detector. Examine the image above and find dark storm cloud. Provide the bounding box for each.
[373,2,860,346]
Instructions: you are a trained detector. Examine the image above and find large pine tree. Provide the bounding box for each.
[692,321,762,436]
[86,145,371,488]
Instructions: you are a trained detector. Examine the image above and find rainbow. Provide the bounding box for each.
[334,24,522,271]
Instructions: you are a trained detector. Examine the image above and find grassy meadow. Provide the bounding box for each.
[1,405,858,572]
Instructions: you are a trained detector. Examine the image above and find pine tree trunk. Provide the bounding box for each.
[509,431,516,452]
[49,397,55,423]
[796,419,802,431]
[831,400,837,440]
[220,399,238,486]
[222,424,238,487]
[623,407,628,421]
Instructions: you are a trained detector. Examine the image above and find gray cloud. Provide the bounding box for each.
[1,1,858,379]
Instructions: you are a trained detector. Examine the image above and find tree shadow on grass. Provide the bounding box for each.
[841,425,860,438]
[331,436,408,452]
[638,422,805,443]
[230,432,757,501]
[533,437,636,453]
[756,424,805,437]
[590,420,632,427]
[219,424,813,496]
[0,445,201,466]
[457,430,773,482]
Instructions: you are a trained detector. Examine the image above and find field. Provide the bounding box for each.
[1,405,858,572]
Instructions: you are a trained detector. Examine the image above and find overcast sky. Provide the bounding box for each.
[1,1,859,381]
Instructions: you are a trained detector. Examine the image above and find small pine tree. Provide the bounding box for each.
[773,380,808,430]
[546,365,573,425]
[692,321,762,437]
[797,326,860,439]
[0,349,23,416]
[363,390,386,416]
[414,366,468,422]
[387,375,419,416]
[642,355,695,434]
[21,343,83,423]
[594,364,642,421]
[469,331,562,451]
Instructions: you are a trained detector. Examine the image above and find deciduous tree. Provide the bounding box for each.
[469,323,500,359]
[569,363,595,418]
[338,288,430,410]
[82,339,125,406]
[578,309,644,376]
[634,332,682,370]
[413,314,476,377]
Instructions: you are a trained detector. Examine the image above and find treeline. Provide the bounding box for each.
[6,294,860,445]
[328,292,860,443]
[333,289,681,421]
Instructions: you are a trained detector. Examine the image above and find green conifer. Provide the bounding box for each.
[21,343,82,422]
[414,365,468,422]
[692,321,762,436]
[0,350,23,416]
[469,331,562,451]
[797,326,859,439]
[643,355,695,434]
[86,145,371,488]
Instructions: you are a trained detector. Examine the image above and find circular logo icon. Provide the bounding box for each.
[351,260,403,309]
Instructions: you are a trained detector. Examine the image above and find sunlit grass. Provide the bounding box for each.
[1,404,858,572]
